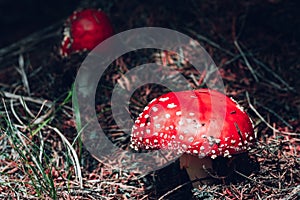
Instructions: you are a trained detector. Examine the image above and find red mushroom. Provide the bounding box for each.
[60,9,114,57]
[131,89,255,186]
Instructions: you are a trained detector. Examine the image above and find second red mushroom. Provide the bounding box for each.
[60,9,114,57]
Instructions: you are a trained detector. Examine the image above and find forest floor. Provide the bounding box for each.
[0,0,299,199]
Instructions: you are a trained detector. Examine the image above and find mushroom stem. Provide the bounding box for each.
[179,153,214,187]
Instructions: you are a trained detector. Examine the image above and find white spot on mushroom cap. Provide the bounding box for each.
[188,137,194,142]
[165,114,171,118]
[152,107,158,112]
[208,136,214,141]
[155,124,161,129]
[159,97,169,102]
[224,150,230,156]
[178,120,184,126]
[230,97,245,112]
[149,98,157,104]
[194,123,201,129]
[236,104,245,112]
[167,103,177,108]
[140,123,145,127]
[176,111,182,116]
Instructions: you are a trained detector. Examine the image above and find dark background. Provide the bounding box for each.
[0,0,78,48]
[0,0,299,49]
[1,0,298,92]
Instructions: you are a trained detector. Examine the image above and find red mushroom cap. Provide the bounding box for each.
[131,89,255,159]
[60,9,114,57]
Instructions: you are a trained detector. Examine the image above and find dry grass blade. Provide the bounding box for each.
[233,40,259,82]
[16,54,31,95]
[48,126,83,189]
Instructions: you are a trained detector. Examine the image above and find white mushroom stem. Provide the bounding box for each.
[179,153,214,187]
